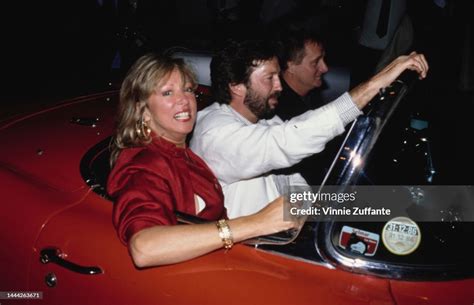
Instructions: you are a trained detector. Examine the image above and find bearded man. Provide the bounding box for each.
[190,39,428,218]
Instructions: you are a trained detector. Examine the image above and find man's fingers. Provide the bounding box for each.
[420,54,429,73]
[408,53,428,78]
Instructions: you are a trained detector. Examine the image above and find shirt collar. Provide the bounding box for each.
[222,104,253,126]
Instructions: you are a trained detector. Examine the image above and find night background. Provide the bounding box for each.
[1,0,473,183]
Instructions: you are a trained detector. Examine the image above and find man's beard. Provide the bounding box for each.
[243,87,280,120]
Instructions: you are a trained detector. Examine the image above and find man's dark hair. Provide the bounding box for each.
[210,39,278,104]
[277,28,324,71]
[269,13,327,71]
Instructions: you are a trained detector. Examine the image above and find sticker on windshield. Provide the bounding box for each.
[382,217,421,255]
[339,226,380,256]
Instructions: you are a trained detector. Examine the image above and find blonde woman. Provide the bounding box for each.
[108,53,298,267]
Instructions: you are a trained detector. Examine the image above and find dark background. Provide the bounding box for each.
[1,0,473,183]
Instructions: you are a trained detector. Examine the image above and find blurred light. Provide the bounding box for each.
[352,154,362,167]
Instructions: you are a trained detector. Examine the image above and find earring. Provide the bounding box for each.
[136,118,151,139]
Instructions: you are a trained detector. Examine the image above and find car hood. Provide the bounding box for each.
[0,91,118,192]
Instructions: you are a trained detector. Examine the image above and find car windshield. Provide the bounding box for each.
[252,73,474,280]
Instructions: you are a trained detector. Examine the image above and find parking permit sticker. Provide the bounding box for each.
[339,226,380,256]
[382,217,421,255]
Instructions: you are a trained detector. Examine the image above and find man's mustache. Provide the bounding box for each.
[269,91,281,100]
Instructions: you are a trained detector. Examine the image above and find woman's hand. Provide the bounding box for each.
[248,196,301,236]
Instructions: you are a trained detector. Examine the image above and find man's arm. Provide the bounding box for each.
[191,95,355,185]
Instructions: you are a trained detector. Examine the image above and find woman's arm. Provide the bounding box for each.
[129,196,296,267]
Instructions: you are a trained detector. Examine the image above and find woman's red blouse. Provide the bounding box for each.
[107,137,226,245]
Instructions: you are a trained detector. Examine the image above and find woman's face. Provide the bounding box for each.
[143,69,197,145]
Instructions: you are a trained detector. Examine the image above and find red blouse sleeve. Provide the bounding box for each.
[109,162,177,245]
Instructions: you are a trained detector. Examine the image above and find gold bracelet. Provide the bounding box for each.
[216,219,234,250]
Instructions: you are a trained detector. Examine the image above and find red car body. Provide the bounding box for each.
[1,90,473,305]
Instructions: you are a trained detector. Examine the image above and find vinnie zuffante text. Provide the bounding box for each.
[288,191,391,216]
[289,206,391,216]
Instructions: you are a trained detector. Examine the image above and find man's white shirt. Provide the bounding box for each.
[190,92,361,218]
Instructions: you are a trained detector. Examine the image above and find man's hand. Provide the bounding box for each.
[350,52,429,110]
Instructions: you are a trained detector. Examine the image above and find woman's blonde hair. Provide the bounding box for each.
[110,53,197,167]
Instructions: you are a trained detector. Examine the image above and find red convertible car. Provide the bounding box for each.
[1,52,473,305]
